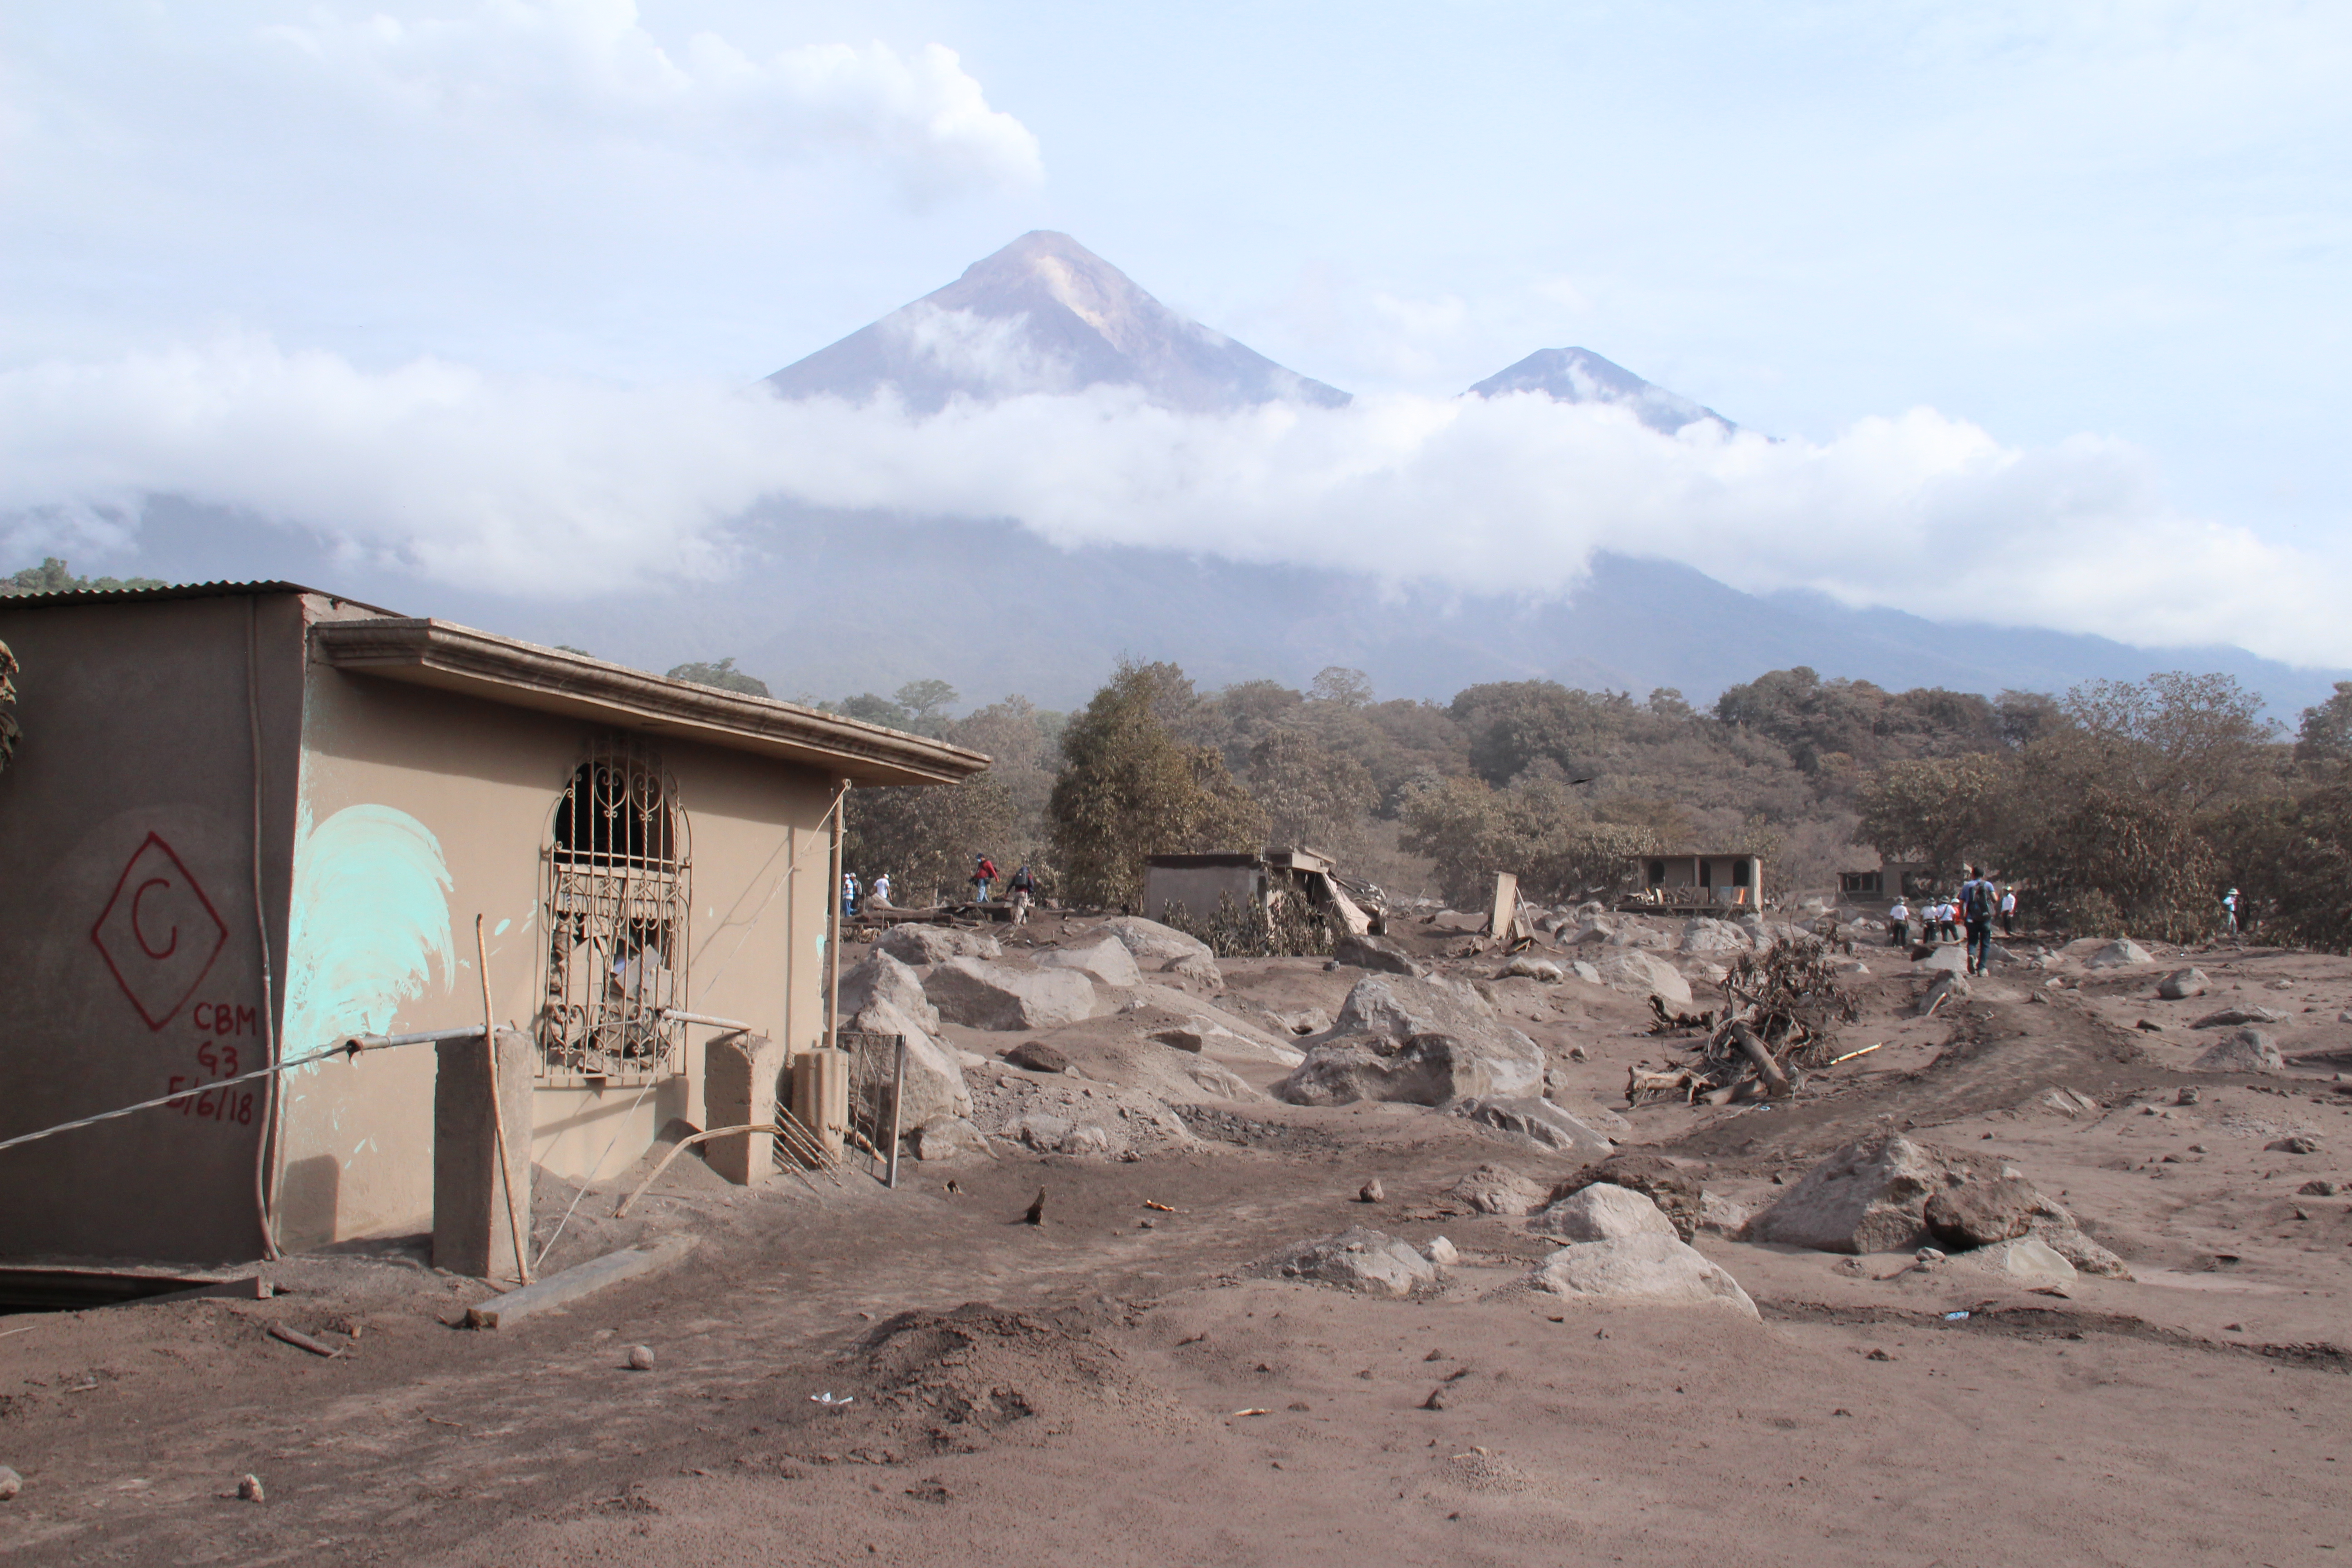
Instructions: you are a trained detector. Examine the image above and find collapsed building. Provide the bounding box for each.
[0,583,986,1265]
[1141,846,1384,935]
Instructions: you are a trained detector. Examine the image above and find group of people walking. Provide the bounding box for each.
[1887,867,2018,976]
[838,855,1040,926]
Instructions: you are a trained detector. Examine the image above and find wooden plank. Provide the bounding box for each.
[464,1237,696,1329]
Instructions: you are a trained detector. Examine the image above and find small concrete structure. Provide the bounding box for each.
[431,1028,535,1280]
[1627,851,1765,912]
[0,583,987,1265]
[1837,859,1928,903]
[1142,845,1375,933]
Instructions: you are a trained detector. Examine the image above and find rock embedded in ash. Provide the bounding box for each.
[1593,950,1695,1012]
[1545,1153,1709,1242]
[877,924,1003,966]
[2298,1179,2340,1196]
[2265,1135,2321,1155]
[1923,1176,2039,1249]
[1359,1178,1386,1203]
[2190,1004,2288,1029]
[1451,1096,1613,1158]
[1259,1227,1437,1298]
[911,1116,989,1161]
[1497,955,1564,982]
[1003,1039,1071,1073]
[1528,1182,1678,1244]
[0,1465,21,1502]
[1449,1163,1549,1216]
[1003,1112,1075,1151]
[627,1345,655,1371]
[1333,931,1428,978]
[1526,1234,1759,1319]
[1954,1236,2077,1287]
[2085,939,2155,970]
[1059,1123,1112,1156]
[1098,916,1223,987]
[1425,1236,1460,1268]
[1275,975,1544,1108]
[2188,1028,2286,1074]
[1677,917,1753,956]
[2157,967,2210,1000]
[838,950,943,1033]
[926,958,1098,1031]
[844,995,973,1127]
[1568,961,1602,985]
[1035,936,1144,989]
[236,1474,265,1503]
[1695,1192,1751,1236]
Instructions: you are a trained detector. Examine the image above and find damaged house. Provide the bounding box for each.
[1627,851,1766,912]
[0,583,986,1264]
[1141,845,1382,935]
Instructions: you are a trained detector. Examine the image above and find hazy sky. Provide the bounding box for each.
[4,2,2347,660]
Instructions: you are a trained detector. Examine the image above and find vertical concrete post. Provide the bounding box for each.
[433,1028,535,1279]
[703,1033,781,1185]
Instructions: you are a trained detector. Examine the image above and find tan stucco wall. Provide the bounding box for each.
[279,648,836,1249]
[0,594,309,1263]
[1143,865,1261,924]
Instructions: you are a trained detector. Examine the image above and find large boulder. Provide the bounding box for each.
[1259,1227,1437,1298]
[1604,923,1674,951]
[1453,1096,1613,1157]
[845,996,972,1127]
[1527,1235,1759,1319]
[2189,1028,2285,1073]
[1035,936,1143,989]
[877,925,1002,966]
[1679,918,1752,956]
[1099,917,1223,986]
[838,950,940,1034]
[1916,945,1969,975]
[1594,949,1695,1011]
[910,1116,988,1161]
[2157,967,2210,1000]
[1333,932,1427,977]
[1744,1135,2129,1275]
[1923,1176,2038,1248]
[1275,975,1544,1107]
[2085,939,2154,970]
[925,958,1098,1031]
[1529,1182,1676,1243]
[1545,1153,1708,1242]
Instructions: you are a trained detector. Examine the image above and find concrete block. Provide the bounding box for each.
[433,1028,535,1280]
[466,1237,695,1329]
[703,1033,783,1186]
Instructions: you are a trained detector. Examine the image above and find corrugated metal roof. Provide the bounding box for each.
[0,580,404,617]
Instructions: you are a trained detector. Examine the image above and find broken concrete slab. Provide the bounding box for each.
[925,958,1098,1031]
[466,1238,695,1329]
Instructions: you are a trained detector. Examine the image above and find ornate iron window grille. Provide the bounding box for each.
[536,740,691,1084]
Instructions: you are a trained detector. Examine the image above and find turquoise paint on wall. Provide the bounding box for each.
[282,804,455,1060]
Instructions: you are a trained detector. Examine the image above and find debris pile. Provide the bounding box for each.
[1627,936,1858,1106]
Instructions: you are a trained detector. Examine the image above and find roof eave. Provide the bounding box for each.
[311,618,990,787]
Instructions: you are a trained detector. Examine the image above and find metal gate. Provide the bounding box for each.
[836,1029,907,1187]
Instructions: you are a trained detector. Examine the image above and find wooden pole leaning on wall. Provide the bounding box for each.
[476,915,533,1285]
[826,780,848,1052]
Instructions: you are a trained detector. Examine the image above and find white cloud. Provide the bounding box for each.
[259,2,1042,197]
[0,335,2340,666]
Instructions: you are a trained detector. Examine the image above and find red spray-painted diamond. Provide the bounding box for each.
[90,832,229,1031]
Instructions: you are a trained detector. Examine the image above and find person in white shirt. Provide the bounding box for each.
[1999,886,2017,936]
[1887,898,1911,947]
[871,872,892,908]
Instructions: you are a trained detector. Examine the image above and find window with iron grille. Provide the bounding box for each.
[536,739,691,1084]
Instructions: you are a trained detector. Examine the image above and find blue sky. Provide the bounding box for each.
[3,2,2347,657]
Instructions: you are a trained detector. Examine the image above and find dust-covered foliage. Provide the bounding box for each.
[1048,661,1267,908]
[664,657,770,697]
[1160,888,1337,959]
[844,775,1018,909]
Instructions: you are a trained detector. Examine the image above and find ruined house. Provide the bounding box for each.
[0,583,985,1264]
[1141,845,1377,934]
[1628,851,1766,912]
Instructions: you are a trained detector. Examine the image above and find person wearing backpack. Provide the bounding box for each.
[1008,864,1037,925]
[971,854,998,904]
[1960,866,1997,975]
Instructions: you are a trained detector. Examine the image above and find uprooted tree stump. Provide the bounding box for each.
[1627,937,1858,1107]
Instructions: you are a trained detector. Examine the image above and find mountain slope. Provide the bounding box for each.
[765,231,1351,414]
[1469,346,1731,435]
